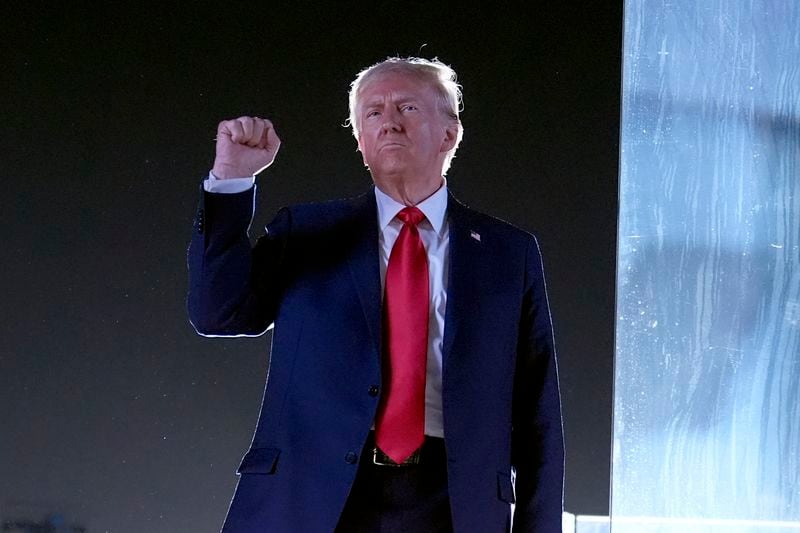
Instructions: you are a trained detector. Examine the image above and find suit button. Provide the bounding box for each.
[345,451,358,464]
[368,385,379,397]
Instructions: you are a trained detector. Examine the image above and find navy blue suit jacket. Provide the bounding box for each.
[187,184,563,532]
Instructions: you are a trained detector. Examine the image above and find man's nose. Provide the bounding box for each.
[380,110,402,133]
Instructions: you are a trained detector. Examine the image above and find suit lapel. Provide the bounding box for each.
[442,191,481,367]
[344,188,482,368]
[345,189,383,362]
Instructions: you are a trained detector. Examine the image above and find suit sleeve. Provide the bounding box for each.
[186,182,291,336]
[511,235,565,532]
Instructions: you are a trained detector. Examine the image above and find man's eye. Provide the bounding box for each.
[402,105,417,112]
[366,110,380,118]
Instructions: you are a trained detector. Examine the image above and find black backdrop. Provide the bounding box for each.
[1,3,620,531]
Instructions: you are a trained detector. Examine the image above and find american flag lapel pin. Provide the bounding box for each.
[470,230,481,242]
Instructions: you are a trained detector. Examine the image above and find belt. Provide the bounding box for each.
[372,446,422,467]
[368,433,445,467]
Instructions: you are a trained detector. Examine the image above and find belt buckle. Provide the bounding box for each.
[372,447,421,467]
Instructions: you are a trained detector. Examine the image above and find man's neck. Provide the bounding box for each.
[375,176,445,206]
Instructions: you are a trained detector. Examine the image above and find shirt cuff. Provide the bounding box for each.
[204,171,255,193]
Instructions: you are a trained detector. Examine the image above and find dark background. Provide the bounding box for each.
[1,2,620,531]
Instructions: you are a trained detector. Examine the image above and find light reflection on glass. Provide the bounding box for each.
[612,0,799,531]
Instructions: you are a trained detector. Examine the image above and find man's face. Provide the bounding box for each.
[356,72,456,188]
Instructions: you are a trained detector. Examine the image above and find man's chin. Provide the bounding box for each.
[368,160,408,180]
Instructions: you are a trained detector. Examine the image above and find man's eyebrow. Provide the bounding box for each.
[395,96,420,105]
[362,94,421,109]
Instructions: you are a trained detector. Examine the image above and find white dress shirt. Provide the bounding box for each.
[204,173,449,438]
[373,183,449,438]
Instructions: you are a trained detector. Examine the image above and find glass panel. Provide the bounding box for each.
[612,1,800,531]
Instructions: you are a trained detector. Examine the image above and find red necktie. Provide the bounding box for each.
[375,206,429,464]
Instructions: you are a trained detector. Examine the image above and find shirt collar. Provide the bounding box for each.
[374,179,448,236]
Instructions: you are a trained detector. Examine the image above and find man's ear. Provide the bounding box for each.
[440,123,459,153]
[357,134,368,166]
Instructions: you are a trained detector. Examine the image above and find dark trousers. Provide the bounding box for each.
[335,432,453,532]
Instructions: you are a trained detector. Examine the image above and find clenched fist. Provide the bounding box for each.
[212,117,281,179]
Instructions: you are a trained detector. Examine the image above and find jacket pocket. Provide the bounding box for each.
[497,471,516,503]
[236,447,281,475]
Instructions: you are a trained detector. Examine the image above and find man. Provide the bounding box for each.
[188,57,563,532]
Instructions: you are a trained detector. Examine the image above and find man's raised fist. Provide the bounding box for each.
[212,116,281,179]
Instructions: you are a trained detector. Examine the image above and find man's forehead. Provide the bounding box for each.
[358,73,435,104]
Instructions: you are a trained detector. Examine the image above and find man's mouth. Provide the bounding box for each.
[380,142,406,150]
